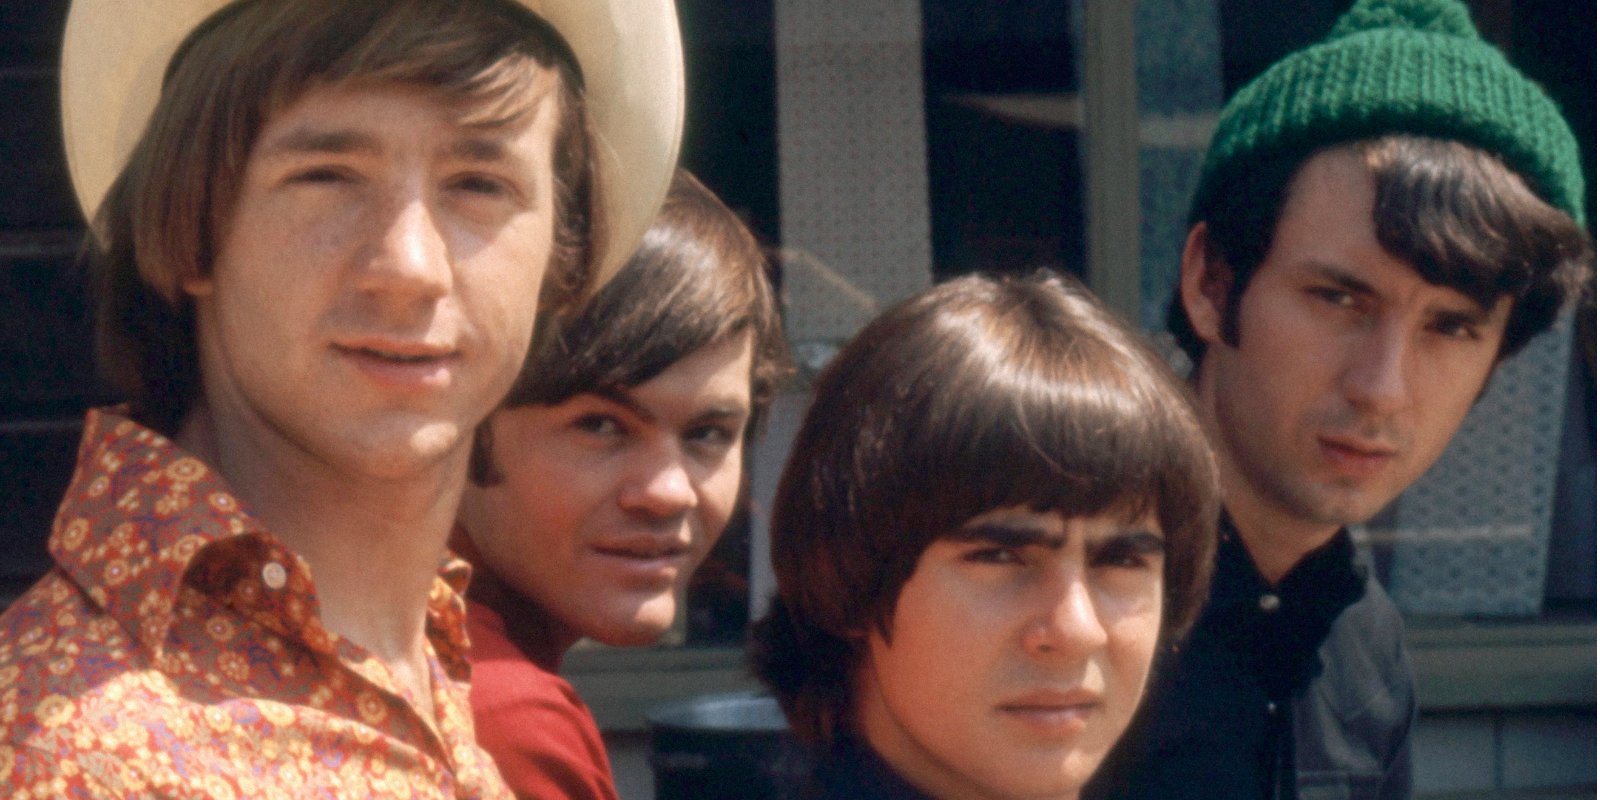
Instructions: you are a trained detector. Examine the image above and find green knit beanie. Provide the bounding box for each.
[1193,0,1587,227]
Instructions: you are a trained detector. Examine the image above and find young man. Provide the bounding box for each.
[1088,1,1592,798]
[0,0,681,795]
[750,272,1221,800]
[452,170,789,799]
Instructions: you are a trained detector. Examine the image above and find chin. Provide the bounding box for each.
[591,623,672,648]
[588,601,677,648]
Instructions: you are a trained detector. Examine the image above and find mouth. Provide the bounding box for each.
[1316,434,1397,476]
[587,535,696,585]
[996,689,1101,735]
[591,537,693,561]
[333,339,458,388]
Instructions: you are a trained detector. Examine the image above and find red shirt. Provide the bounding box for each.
[466,597,620,800]
[0,409,513,798]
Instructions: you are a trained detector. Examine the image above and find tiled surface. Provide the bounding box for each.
[1501,711,1598,790]
[1412,708,1598,795]
[775,0,933,343]
[1415,712,1501,793]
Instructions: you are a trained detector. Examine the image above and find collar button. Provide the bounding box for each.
[1258,593,1281,613]
[262,561,288,590]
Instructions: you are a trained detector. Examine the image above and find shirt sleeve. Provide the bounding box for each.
[1378,636,1418,800]
[470,662,621,800]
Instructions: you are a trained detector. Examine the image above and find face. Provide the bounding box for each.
[855,507,1165,800]
[1185,149,1510,534]
[459,333,755,648]
[184,80,560,481]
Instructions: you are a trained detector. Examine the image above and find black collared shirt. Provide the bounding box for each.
[803,735,936,800]
[1087,517,1415,800]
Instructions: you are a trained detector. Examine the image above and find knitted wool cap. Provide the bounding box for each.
[1192,0,1587,227]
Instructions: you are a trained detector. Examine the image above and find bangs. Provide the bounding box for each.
[1364,137,1550,311]
[885,311,1211,548]
[255,0,579,128]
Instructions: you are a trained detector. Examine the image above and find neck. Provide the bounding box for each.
[1193,362,1341,586]
[176,403,464,667]
[1220,491,1340,586]
[452,528,580,669]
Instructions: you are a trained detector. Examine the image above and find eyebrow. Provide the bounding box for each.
[1307,263,1380,299]
[1088,529,1167,555]
[258,127,520,166]
[259,128,381,160]
[587,386,751,427]
[948,521,1166,552]
[445,136,514,164]
[949,522,1067,550]
[1307,261,1494,317]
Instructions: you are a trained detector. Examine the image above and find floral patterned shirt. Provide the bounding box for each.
[0,409,513,798]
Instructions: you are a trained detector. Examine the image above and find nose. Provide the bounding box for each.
[1340,323,1411,416]
[617,442,698,522]
[1022,574,1109,660]
[357,193,452,302]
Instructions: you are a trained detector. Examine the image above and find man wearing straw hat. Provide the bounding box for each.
[0,0,681,795]
[1089,1,1590,798]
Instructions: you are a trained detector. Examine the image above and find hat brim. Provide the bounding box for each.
[60,0,684,289]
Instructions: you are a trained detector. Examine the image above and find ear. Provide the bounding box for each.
[1178,223,1230,346]
[179,272,215,298]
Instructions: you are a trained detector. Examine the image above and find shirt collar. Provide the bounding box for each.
[1210,514,1366,612]
[811,735,937,800]
[52,408,478,674]
[51,408,269,655]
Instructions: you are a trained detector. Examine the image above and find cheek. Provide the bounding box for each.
[472,483,565,572]
[696,462,746,542]
[1099,588,1163,684]
[471,222,554,328]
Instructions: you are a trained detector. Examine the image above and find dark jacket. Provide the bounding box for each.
[804,736,934,800]
[1087,519,1416,800]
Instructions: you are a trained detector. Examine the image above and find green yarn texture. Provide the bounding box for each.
[1194,0,1586,227]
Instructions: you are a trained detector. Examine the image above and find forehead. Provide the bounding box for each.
[246,82,564,183]
[1267,149,1502,314]
[953,504,1159,539]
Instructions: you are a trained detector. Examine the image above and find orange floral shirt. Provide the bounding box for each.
[0,409,513,798]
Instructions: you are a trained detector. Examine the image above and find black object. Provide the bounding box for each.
[648,691,810,799]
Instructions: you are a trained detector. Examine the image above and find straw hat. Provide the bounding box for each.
[60,0,685,288]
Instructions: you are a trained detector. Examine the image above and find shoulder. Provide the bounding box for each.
[468,652,618,800]
[1325,574,1410,670]
[0,572,158,743]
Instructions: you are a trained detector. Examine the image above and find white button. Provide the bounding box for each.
[262,561,288,590]
[1258,593,1281,612]
[1266,701,1277,714]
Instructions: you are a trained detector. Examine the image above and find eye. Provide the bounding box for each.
[571,414,624,438]
[685,424,738,454]
[287,167,353,186]
[1429,313,1483,341]
[1090,536,1164,571]
[961,546,1025,566]
[450,173,515,198]
[1307,286,1357,308]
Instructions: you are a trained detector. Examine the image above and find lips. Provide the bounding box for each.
[586,534,694,587]
[1316,434,1397,478]
[590,534,692,561]
[333,338,459,389]
[996,688,1101,736]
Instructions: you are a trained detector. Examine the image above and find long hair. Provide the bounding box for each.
[91,0,597,433]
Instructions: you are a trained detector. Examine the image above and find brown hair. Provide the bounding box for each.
[471,169,790,485]
[1170,134,1593,367]
[90,0,598,433]
[749,270,1220,746]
